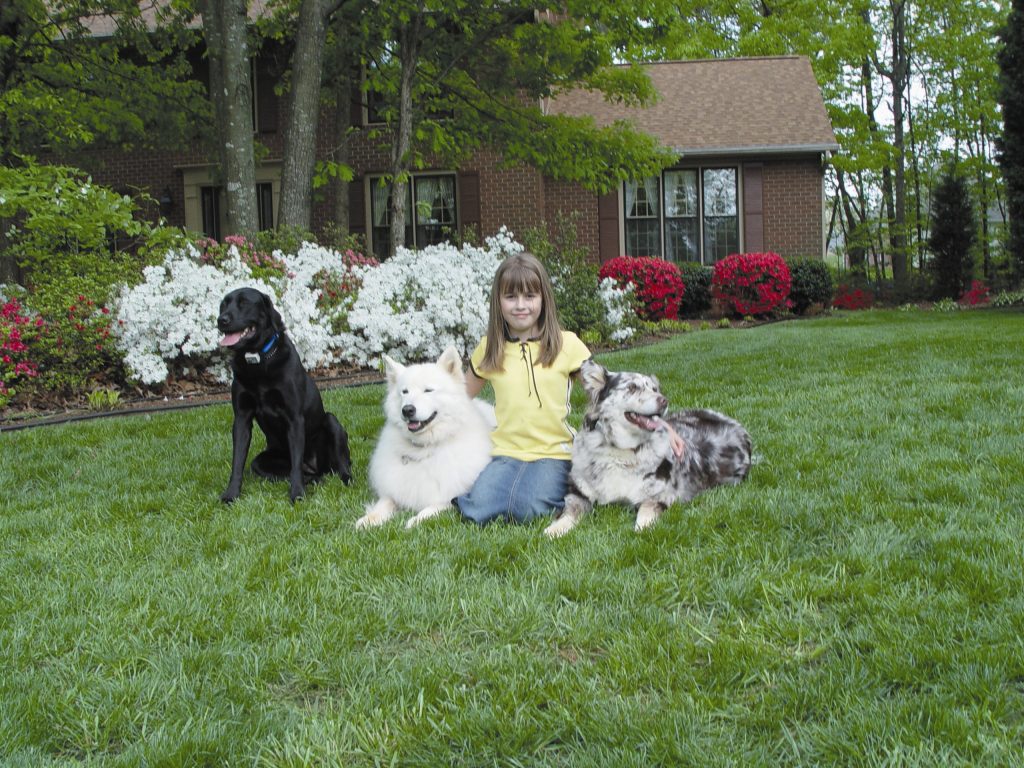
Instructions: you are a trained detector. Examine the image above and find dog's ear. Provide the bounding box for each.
[382,354,404,384]
[261,291,285,333]
[578,359,607,397]
[437,346,464,382]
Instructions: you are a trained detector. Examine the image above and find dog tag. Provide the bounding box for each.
[244,352,261,364]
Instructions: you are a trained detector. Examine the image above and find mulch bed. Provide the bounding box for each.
[0,365,385,431]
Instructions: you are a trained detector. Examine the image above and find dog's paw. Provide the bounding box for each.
[355,513,384,529]
[544,517,576,538]
[357,498,396,529]
[633,509,660,532]
[406,506,444,529]
[220,489,240,504]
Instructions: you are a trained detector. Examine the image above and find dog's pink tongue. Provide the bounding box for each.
[406,421,422,432]
[220,331,244,347]
[638,414,660,430]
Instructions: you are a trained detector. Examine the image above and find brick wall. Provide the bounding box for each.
[542,179,600,260]
[762,158,825,258]
[56,104,825,265]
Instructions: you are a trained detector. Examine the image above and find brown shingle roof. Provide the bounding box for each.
[549,56,839,156]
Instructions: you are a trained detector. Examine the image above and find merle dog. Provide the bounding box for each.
[545,360,751,536]
[217,287,351,502]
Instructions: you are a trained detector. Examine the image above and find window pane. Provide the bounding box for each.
[625,177,660,218]
[369,178,414,256]
[415,175,456,247]
[201,187,221,241]
[703,217,739,263]
[624,176,662,256]
[625,219,661,257]
[664,170,698,262]
[664,170,697,217]
[257,183,274,231]
[702,168,738,263]
[665,218,699,262]
[703,168,737,216]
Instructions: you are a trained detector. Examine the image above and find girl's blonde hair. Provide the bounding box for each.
[479,252,563,372]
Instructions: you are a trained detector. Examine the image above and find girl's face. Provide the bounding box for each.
[500,288,542,340]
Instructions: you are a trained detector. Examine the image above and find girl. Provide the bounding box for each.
[455,251,589,525]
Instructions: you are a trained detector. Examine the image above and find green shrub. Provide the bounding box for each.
[0,162,155,303]
[250,225,316,257]
[522,215,628,343]
[788,258,834,314]
[29,293,123,395]
[677,262,712,316]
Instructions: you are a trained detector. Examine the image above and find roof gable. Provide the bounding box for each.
[549,56,839,157]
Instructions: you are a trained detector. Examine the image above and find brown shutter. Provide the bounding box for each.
[255,56,278,134]
[458,171,481,240]
[598,190,620,262]
[349,178,366,237]
[743,164,764,252]
[350,73,364,128]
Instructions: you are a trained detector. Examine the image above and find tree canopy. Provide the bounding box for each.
[0,0,204,161]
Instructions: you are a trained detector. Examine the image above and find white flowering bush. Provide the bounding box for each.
[338,229,522,365]
[599,278,638,343]
[110,225,640,388]
[112,241,372,385]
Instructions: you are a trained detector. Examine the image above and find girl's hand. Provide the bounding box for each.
[664,422,685,459]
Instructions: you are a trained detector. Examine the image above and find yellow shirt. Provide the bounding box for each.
[470,331,591,461]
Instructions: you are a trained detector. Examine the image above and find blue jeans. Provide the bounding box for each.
[456,456,570,526]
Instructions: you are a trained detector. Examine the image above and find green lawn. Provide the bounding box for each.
[2,309,1023,766]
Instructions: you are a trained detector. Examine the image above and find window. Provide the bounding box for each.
[624,177,660,256]
[197,182,275,240]
[369,173,457,258]
[624,167,740,265]
[702,168,739,263]
[664,170,699,262]
[256,182,274,231]
[200,186,222,241]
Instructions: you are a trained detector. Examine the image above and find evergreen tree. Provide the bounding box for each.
[998,0,1024,284]
[928,169,976,299]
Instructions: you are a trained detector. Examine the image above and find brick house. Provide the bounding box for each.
[71,54,838,265]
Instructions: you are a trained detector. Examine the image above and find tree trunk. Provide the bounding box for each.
[888,0,910,295]
[278,0,329,231]
[837,169,867,276]
[201,0,259,236]
[388,14,422,257]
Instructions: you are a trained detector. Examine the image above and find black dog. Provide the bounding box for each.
[217,287,352,502]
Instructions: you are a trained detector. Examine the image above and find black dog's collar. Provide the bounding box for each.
[244,333,280,365]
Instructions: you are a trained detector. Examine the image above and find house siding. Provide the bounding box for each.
[50,57,830,264]
[542,179,600,256]
[762,157,825,258]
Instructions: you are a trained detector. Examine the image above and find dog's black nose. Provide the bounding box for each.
[217,313,230,328]
[402,405,416,419]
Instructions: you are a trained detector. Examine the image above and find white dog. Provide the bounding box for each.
[356,347,494,529]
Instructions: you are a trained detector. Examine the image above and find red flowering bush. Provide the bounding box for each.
[598,256,685,321]
[711,252,792,316]
[958,280,990,307]
[1,298,42,407]
[831,284,874,310]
